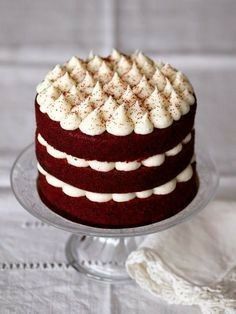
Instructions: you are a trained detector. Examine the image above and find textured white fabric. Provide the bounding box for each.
[0,189,201,314]
[126,200,236,313]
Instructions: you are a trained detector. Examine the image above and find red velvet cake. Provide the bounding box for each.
[35,50,198,228]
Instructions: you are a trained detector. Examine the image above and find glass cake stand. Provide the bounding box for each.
[11,143,219,283]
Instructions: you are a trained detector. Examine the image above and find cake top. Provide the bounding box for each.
[36,50,195,136]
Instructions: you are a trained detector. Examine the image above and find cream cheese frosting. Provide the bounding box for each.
[36,50,195,136]
[37,162,194,202]
[37,132,192,172]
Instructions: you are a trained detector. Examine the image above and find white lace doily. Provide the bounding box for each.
[126,200,236,314]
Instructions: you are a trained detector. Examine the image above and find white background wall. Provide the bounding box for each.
[1,0,236,176]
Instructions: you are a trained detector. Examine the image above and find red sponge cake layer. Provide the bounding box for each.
[35,101,196,162]
[37,163,198,228]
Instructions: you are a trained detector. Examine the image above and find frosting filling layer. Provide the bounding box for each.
[37,162,194,203]
[37,132,192,172]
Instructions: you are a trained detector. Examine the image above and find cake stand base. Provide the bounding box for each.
[11,144,218,283]
[66,235,143,282]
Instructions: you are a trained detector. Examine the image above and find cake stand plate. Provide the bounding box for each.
[11,144,219,283]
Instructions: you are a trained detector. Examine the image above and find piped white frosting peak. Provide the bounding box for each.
[37,132,193,172]
[122,61,142,86]
[79,108,105,136]
[60,112,81,131]
[53,72,75,92]
[101,96,118,120]
[106,104,134,136]
[121,85,137,105]
[47,94,72,121]
[71,98,93,119]
[45,65,65,82]
[116,55,132,76]
[110,49,121,62]
[146,88,173,128]
[104,72,126,99]
[133,76,153,99]
[67,56,84,71]
[37,162,194,202]
[89,81,107,106]
[96,61,113,83]
[36,50,195,136]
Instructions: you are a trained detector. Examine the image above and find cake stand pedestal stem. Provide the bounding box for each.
[66,234,145,282]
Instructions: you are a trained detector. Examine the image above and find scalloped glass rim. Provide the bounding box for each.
[11,142,219,237]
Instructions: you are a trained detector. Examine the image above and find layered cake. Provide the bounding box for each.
[35,50,198,228]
